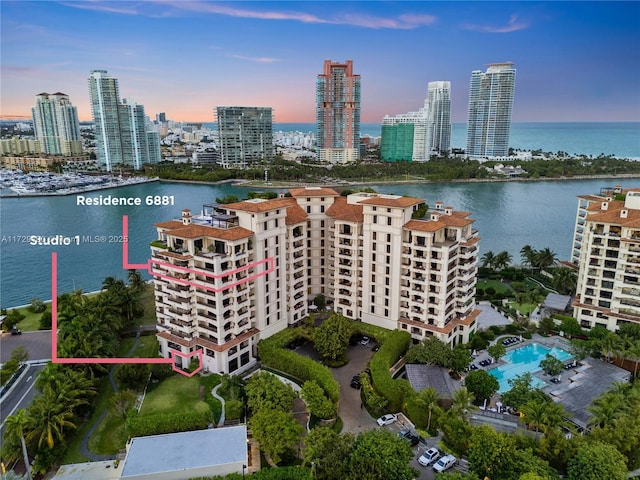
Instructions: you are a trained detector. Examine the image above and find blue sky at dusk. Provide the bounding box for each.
[1,1,639,123]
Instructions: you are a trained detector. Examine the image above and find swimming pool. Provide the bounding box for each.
[489,343,573,393]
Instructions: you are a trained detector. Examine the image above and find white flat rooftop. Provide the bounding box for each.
[121,425,247,478]
[54,461,121,480]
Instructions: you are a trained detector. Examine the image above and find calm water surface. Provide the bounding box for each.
[1,177,639,307]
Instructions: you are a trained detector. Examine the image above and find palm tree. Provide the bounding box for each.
[4,409,34,480]
[414,387,440,431]
[493,251,513,270]
[588,393,624,428]
[521,400,547,434]
[26,394,78,449]
[552,267,577,295]
[541,402,569,434]
[481,251,496,269]
[534,247,558,271]
[127,269,146,295]
[451,387,476,421]
[520,245,536,270]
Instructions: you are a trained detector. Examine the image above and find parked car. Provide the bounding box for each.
[10,327,22,335]
[376,413,397,426]
[350,375,361,389]
[418,447,441,466]
[371,344,380,352]
[401,432,420,446]
[359,335,370,346]
[432,454,456,472]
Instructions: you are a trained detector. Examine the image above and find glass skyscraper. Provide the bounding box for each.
[316,60,361,164]
[215,106,274,169]
[425,81,451,156]
[466,63,516,158]
[32,92,82,156]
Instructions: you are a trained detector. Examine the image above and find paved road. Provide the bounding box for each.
[0,364,46,440]
[0,330,52,363]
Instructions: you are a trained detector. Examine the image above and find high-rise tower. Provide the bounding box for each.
[89,70,159,171]
[88,70,123,171]
[425,81,451,156]
[466,63,516,158]
[215,106,274,169]
[316,60,361,164]
[32,92,82,156]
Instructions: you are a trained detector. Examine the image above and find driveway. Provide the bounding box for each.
[0,330,52,363]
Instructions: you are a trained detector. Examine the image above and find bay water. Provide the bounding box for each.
[2,177,639,308]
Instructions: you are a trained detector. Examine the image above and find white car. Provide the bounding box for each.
[432,454,456,472]
[376,413,397,426]
[360,336,371,345]
[418,447,440,466]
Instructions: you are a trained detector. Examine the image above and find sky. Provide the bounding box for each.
[1,1,639,123]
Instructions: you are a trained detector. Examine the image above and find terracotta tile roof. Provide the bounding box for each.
[154,220,184,229]
[586,200,640,227]
[223,197,298,213]
[288,187,340,197]
[461,236,481,247]
[404,211,474,232]
[285,202,308,225]
[358,195,423,208]
[326,196,364,222]
[165,224,254,241]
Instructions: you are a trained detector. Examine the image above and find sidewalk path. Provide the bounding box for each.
[211,383,226,427]
[79,334,141,461]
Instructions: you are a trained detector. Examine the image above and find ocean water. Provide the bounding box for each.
[207,122,640,159]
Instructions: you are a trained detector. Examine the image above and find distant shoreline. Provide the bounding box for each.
[0,177,159,198]
[158,173,640,190]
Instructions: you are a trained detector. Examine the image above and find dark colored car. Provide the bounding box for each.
[350,375,361,389]
[398,429,420,446]
[372,344,380,352]
[10,327,22,335]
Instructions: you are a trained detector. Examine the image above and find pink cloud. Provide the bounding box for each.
[463,14,529,33]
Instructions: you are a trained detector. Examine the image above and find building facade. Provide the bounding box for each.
[466,63,516,159]
[88,70,160,171]
[316,60,361,164]
[572,187,640,332]
[380,111,428,162]
[31,92,82,156]
[151,189,479,375]
[425,81,452,156]
[215,106,274,169]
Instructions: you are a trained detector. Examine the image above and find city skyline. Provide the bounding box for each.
[2,1,639,123]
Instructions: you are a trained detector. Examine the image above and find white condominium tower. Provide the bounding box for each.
[88,70,158,171]
[425,81,451,156]
[572,186,640,332]
[151,188,479,375]
[89,70,122,171]
[466,63,516,158]
[31,92,82,156]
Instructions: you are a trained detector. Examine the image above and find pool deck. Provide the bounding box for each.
[473,333,631,429]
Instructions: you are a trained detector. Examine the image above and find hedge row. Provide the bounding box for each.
[258,330,339,403]
[127,410,212,437]
[368,330,411,412]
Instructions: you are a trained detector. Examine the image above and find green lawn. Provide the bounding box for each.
[117,335,159,358]
[507,301,538,315]
[13,305,50,331]
[140,375,213,416]
[476,279,514,295]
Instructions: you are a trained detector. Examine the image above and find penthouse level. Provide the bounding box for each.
[151,188,480,375]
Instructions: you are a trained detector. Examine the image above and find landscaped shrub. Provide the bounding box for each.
[469,335,489,351]
[259,330,339,403]
[368,330,411,412]
[225,399,244,421]
[301,380,337,419]
[126,410,212,437]
[505,324,521,334]
[485,287,497,298]
[490,325,503,336]
[479,330,496,341]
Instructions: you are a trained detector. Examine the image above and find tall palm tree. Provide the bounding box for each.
[534,247,558,270]
[552,267,577,295]
[520,245,536,270]
[26,394,78,449]
[481,251,496,269]
[414,388,440,431]
[451,387,476,421]
[588,393,625,428]
[127,269,146,295]
[4,409,34,480]
[521,400,547,434]
[493,251,513,270]
[541,402,569,434]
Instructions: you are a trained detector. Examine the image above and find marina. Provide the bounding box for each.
[0,169,158,197]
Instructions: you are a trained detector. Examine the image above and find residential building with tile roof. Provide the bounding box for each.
[151,187,480,374]
[572,187,640,332]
